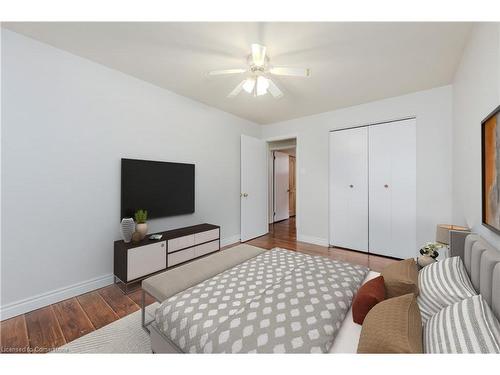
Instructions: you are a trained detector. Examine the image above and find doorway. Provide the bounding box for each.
[267,138,297,233]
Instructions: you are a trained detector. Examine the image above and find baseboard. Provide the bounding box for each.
[0,274,114,320]
[297,234,329,247]
[1,234,242,320]
[221,234,241,247]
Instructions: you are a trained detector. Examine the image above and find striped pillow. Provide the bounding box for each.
[424,295,500,353]
[417,256,476,322]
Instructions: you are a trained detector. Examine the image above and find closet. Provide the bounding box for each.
[329,118,416,259]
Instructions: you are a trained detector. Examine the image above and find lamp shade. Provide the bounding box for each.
[435,224,469,245]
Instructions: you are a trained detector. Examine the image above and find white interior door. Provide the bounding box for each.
[369,119,416,259]
[273,151,290,222]
[241,135,268,242]
[329,127,369,251]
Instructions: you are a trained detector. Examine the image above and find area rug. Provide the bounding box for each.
[55,303,159,353]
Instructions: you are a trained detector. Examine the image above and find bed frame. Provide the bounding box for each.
[141,289,183,353]
[463,234,500,321]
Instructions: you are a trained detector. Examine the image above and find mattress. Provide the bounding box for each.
[329,270,380,353]
[154,248,369,353]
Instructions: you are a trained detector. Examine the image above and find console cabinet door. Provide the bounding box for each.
[168,234,195,253]
[127,241,166,281]
[194,229,220,244]
[194,240,219,257]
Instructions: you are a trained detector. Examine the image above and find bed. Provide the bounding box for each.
[143,234,500,354]
[144,245,376,353]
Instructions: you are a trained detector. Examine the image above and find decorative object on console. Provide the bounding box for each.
[135,209,148,239]
[120,218,135,243]
[435,224,469,245]
[132,231,142,243]
[481,105,500,234]
[380,258,419,298]
[352,275,385,325]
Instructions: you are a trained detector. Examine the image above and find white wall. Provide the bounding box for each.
[261,86,454,247]
[0,30,260,318]
[452,23,500,247]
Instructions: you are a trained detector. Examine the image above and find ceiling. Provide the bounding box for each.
[3,22,473,124]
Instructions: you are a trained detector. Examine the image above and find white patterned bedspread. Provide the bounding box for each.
[155,248,368,353]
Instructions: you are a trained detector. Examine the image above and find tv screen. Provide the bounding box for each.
[121,158,195,219]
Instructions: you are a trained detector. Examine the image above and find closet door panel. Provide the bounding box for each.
[388,119,417,259]
[368,124,392,256]
[369,119,416,259]
[329,127,368,251]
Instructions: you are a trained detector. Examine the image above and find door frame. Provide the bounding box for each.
[265,134,300,233]
[327,116,416,249]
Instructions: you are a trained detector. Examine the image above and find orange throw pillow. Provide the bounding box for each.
[352,276,386,325]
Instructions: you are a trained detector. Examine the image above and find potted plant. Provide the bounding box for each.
[135,209,148,239]
[419,242,444,259]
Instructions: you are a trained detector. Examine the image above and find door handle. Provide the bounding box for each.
[243,193,248,197]
[349,184,354,188]
[384,184,389,188]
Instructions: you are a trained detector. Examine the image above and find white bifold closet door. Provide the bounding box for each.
[329,127,369,252]
[368,119,416,259]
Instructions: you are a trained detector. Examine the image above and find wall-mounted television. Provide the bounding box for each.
[121,158,195,219]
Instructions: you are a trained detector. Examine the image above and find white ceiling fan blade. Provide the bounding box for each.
[251,44,267,67]
[208,68,246,76]
[270,66,311,77]
[227,80,246,98]
[267,78,283,98]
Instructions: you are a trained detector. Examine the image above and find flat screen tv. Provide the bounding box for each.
[121,158,195,219]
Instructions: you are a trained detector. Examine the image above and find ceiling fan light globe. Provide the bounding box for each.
[251,43,267,67]
[242,77,256,94]
[256,76,269,96]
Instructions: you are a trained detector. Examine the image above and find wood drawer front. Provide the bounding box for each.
[194,228,220,245]
[127,241,166,281]
[168,234,195,253]
[168,247,195,267]
[194,240,219,257]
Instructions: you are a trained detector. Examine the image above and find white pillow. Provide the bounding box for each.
[424,295,500,353]
[417,256,476,322]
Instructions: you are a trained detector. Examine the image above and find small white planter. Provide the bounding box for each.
[136,223,148,239]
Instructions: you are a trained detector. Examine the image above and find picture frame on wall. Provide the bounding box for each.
[481,104,500,234]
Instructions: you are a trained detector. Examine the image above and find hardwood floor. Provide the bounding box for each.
[0,284,154,353]
[1,217,396,354]
[246,217,396,272]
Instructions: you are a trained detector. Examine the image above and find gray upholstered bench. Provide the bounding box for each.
[140,244,265,331]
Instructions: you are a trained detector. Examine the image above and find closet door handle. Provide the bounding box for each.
[349,184,354,188]
[384,184,389,188]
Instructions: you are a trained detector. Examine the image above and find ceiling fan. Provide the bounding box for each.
[208,43,311,99]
